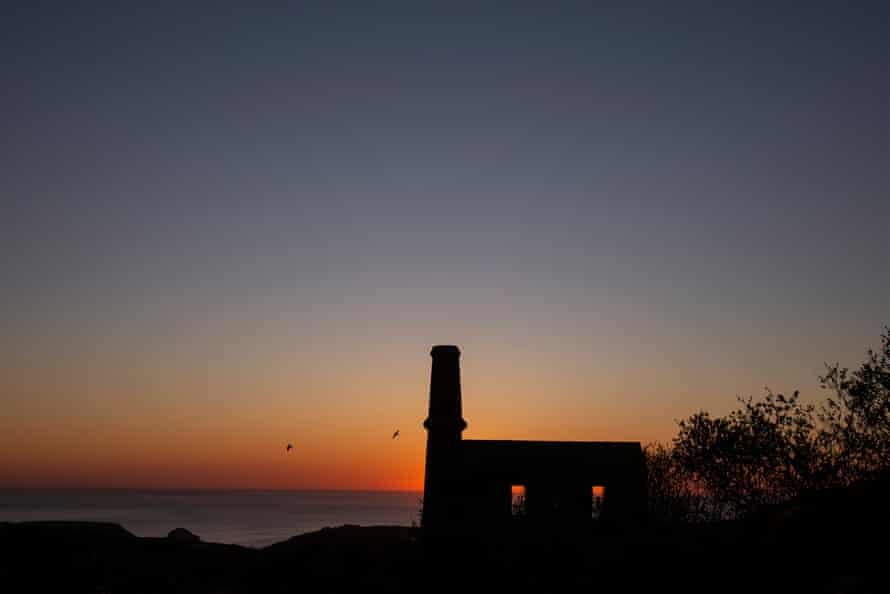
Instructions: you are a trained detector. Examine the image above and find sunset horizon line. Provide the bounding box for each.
[0,485,424,494]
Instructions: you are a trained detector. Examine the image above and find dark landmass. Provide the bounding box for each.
[1,478,886,593]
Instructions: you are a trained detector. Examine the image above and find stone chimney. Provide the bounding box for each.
[422,345,466,530]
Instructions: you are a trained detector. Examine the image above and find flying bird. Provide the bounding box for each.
[286,443,293,452]
[391,430,400,440]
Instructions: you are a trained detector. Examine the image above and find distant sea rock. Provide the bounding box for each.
[166,527,201,543]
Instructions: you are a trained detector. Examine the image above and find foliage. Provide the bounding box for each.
[652,327,889,522]
[643,442,712,522]
[672,390,821,517]
[511,494,527,518]
[414,497,424,528]
[818,326,890,484]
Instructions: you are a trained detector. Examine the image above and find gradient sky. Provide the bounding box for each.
[2,2,888,490]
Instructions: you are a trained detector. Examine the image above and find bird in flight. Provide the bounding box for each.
[286,443,293,452]
[391,430,400,440]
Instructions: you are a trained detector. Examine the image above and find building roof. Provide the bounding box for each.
[460,439,644,481]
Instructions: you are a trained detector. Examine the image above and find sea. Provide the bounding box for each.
[0,489,422,548]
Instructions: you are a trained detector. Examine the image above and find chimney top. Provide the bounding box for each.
[430,345,460,357]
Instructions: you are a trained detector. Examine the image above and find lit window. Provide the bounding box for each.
[511,485,526,517]
[591,485,605,519]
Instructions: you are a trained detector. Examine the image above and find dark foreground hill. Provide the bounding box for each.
[1,477,886,593]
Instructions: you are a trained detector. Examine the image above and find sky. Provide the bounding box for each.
[1,2,887,490]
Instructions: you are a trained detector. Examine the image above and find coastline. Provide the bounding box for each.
[1,479,885,592]
[0,489,422,547]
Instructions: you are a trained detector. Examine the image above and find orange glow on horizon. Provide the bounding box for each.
[1,333,765,490]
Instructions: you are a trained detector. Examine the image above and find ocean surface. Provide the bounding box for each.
[0,490,422,547]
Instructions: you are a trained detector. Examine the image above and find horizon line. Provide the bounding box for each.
[0,486,423,494]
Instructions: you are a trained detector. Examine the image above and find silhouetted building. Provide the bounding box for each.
[422,345,647,536]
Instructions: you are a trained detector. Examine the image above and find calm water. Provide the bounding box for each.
[0,490,422,547]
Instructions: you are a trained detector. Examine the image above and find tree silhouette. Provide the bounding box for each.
[660,326,889,520]
[819,326,890,484]
[671,390,820,518]
[643,442,712,522]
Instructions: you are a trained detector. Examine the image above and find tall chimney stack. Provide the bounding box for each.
[424,345,466,432]
[422,345,466,530]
